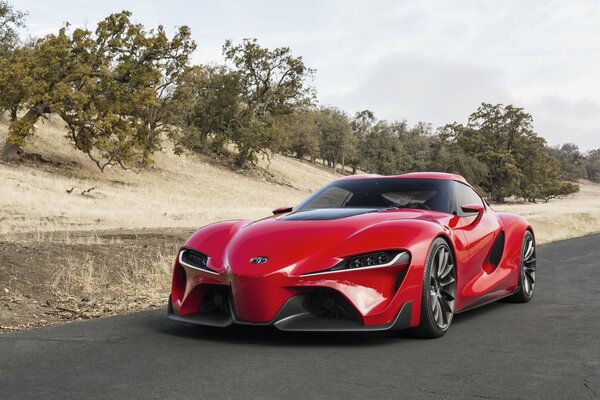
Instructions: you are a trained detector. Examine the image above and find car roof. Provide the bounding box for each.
[336,172,469,185]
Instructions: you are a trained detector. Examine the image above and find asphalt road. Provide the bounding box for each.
[1,234,599,400]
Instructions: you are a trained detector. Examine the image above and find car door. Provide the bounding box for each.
[452,182,505,310]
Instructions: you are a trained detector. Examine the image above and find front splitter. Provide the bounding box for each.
[167,295,412,332]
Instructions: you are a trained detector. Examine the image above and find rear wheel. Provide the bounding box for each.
[505,230,536,303]
[412,237,456,338]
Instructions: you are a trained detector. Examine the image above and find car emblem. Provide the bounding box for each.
[250,256,269,264]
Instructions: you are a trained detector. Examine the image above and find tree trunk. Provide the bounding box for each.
[352,165,357,174]
[310,155,315,164]
[236,146,250,169]
[0,142,23,162]
[201,132,208,153]
[21,103,46,124]
[1,103,46,163]
[341,155,345,174]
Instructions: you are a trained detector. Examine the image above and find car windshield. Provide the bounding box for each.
[296,178,454,214]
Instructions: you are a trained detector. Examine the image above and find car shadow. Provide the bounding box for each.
[152,300,511,347]
[451,301,511,325]
[156,321,403,347]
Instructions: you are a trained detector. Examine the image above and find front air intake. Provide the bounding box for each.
[201,286,229,315]
[307,288,360,320]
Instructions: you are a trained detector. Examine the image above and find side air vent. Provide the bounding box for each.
[488,231,505,266]
[393,267,409,292]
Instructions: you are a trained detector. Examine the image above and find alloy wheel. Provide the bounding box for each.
[522,235,536,296]
[429,245,456,330]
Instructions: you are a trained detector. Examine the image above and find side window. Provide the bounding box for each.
[454,182,484,215]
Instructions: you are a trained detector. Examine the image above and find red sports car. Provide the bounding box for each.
[168,172,536,338]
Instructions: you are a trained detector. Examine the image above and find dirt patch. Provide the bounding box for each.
[0,228,193,332]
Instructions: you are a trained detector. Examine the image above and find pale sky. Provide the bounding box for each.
[13,0,600,151]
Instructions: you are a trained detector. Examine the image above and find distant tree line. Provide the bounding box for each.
[548,144,600,183]
[0,3,590,202]
[280,103,579,203]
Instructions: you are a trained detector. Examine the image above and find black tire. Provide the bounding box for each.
[505,230,536,303]
[411,237,456,339]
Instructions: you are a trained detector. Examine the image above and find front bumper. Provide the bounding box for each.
[167,294,412,332]
[168,249,421,331]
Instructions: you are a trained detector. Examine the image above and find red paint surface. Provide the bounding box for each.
[171,173,531,327]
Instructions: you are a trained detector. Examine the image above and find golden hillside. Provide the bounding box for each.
[0,114,339,235]
[1,114,599,244]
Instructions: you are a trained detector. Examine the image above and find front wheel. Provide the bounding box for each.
[412,237,456,338]
[505,230,536,303]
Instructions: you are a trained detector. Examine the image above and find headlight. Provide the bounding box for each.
[178,249,218,274]
[302,251,410,276]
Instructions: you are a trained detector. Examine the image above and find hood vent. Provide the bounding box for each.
[281,208,379,221]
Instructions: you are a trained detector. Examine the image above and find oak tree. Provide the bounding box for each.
[442,103,578,202]
[222,38,314,168]
[171,64,240,153]
[0,11,195,170]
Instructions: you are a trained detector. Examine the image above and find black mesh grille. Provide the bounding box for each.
[307,288,360,320]
[201,286,230,315]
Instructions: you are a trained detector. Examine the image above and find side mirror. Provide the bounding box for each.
[272,206,293,215]
[460,203,484,222]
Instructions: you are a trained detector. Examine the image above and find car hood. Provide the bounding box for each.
[185,208,444,276]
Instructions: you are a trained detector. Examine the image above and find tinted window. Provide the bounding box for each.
[453,182,484,213]
[302,186,353,209]
[297,178,454,214]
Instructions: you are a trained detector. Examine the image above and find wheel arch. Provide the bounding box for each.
[496,212,533,285]
[410,232,457,337]
[434,232,460,288]
[526,225,535,241]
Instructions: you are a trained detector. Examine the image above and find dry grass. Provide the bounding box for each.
[0,229,188,331]
[3,116,598,245]
[0,115,337,236]
[495,181,600,244]
[47,246,176,317]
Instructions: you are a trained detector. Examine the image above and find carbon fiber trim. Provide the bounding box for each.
[168,294,413,332]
